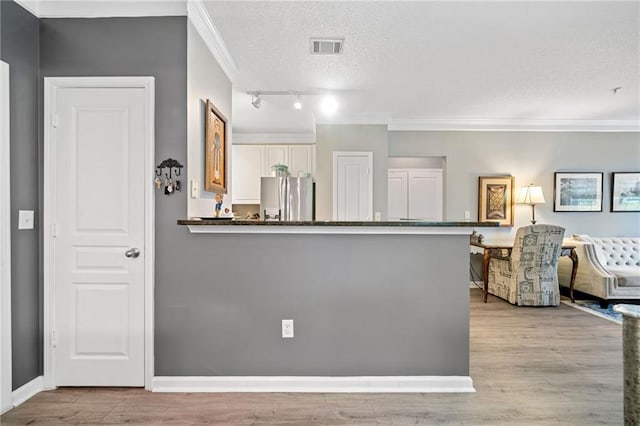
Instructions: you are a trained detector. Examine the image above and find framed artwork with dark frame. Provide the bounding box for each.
[204,99,228,194]
[553,172,603,212]
[478,176,515,226]
[611,172,640,212]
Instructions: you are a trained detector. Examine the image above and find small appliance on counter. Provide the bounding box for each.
[260,175,314,221]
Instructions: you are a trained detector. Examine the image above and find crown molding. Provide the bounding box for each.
[187,0,238,83]
[16,1,187,18]
[388,118,640,132]
[14,0,40,17]
[233,132,316,145]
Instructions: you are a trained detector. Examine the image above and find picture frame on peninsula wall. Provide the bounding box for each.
[611,172,640,212]
[478,176,515,226]
[553,172,603,212]
[204,99,228,194]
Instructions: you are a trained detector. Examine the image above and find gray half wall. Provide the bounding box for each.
[155,232,470,376]
[1,0,40,390]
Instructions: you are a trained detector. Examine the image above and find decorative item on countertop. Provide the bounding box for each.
[214,193,224,217]
[156,158,183,195]
[271,163,289,177]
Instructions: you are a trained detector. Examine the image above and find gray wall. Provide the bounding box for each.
[1,0,40,390]
[315,125,389,221]
[389,131,640,238]
[155,233,470,376]
[39,16,188,374]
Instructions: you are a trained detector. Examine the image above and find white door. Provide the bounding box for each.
[408,169,443,220]
[0,60,11,413]
[333,152,373,221]
[387,170,408,220]
[51,84,147,386]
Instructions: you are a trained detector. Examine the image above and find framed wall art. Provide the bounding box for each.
[611,172,640,212]
[553,172,603,212]
[478,176,515,226]
[204,99,228,194]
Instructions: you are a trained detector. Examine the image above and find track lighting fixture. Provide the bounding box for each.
[246,90,338,115]
[251,93,262,109]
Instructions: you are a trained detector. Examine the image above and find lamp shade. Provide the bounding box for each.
[516,185,545,205]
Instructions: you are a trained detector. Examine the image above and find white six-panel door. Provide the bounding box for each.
[333,152,373,221]
[51,84,147,386]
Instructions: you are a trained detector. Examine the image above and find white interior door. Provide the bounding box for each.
[387,170,408,220]
[51,84,147,386]
[408,169,443,220]
[0,61,12,413]
[333,152,373,221]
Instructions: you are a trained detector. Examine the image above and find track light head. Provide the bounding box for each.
[293,95,303,110]
[251,93,262,109]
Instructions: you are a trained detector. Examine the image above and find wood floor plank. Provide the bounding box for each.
[1,289,624,425]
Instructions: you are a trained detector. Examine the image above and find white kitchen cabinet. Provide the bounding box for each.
[287,145,315,176]
[264,145,288,174]
[388,168,443,221]
[232,144,316,204]
[263,144,314,177]
[231,145,264,204]
[387,170,409,220]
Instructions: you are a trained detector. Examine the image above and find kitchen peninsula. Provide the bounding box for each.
[167,220,498,393]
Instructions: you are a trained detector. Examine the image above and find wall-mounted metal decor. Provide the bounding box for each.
[155,158,183,195]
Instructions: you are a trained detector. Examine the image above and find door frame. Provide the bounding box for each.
[43,77,155,390]
[0,61,12,413]
[332,151,373,221]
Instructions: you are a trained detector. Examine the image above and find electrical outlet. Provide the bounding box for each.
[18,210,34,230]
[464,211,471,221]
[374,211,381,221]
[282,319,294,338]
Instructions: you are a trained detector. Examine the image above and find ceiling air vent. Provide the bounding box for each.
[310,38,344,55]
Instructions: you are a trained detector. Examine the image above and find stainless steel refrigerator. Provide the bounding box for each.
[260,176,314,221]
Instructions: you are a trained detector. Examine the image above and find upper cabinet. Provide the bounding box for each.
[232,144,316,204]
[231,145,264,204]
[387,168,443,221]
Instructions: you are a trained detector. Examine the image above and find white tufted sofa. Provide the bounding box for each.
[559,235,640,304]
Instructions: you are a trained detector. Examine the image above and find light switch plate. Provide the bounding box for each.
[18,210,34,230]
[282,319,294,338]
[191,179,199,199]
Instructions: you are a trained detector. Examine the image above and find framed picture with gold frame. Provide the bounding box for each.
[478,176,515,226]
[204,99,228,194]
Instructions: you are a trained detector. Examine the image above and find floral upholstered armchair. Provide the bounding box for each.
[488,225,566,306]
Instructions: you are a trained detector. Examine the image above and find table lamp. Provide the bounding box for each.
[517,184,545,224]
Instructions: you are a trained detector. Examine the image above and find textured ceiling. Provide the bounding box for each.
[205,1,640,135]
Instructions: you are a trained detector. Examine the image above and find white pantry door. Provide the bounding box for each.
[333,152,373,221]
[52,85,146,386]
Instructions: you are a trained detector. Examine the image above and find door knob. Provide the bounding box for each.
[125,248,140,258]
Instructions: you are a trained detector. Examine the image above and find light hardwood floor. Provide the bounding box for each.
[1,289,623,425]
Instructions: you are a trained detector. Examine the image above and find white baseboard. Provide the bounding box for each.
[11,376,43,408]
[152,376,475,393]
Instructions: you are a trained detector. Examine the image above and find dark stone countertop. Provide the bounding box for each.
[177,219,501,227]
